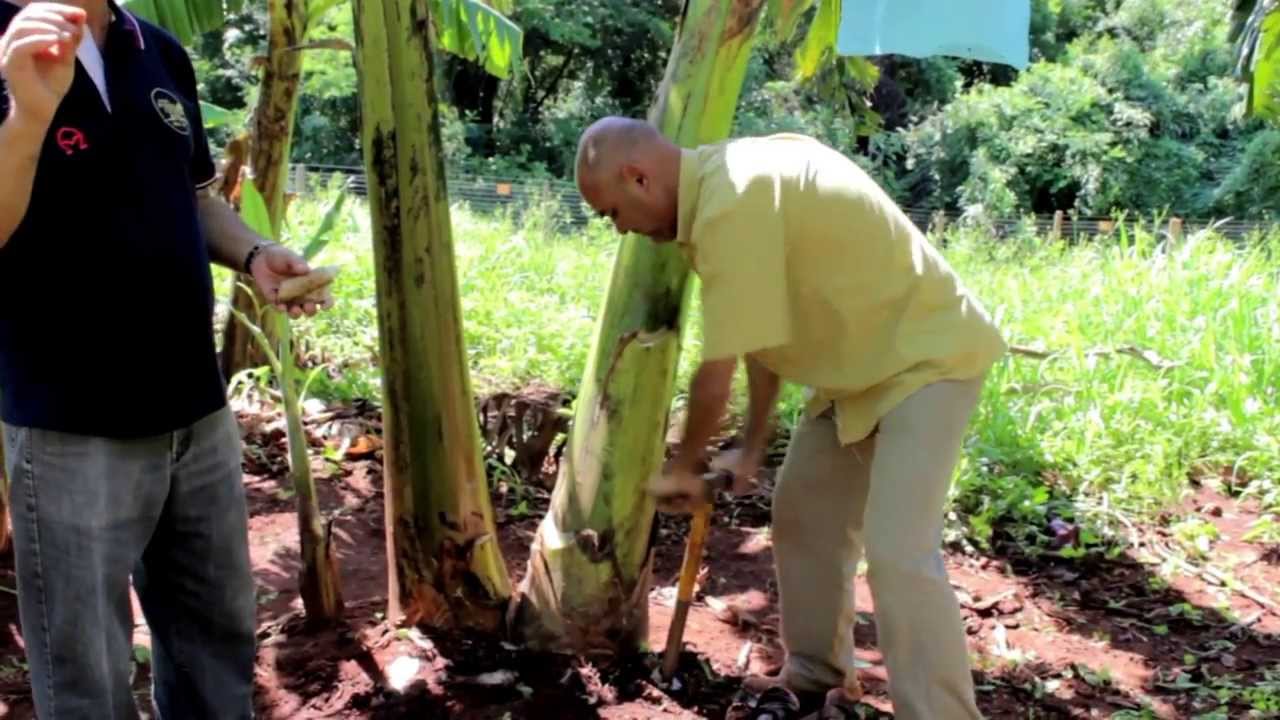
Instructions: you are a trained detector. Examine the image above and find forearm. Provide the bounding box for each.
[197,191,269,272]
[672,358,737,470]
[0,113,49,248]
[741,355,780,455]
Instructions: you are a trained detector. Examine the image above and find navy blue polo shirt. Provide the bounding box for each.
[0,2,228,438]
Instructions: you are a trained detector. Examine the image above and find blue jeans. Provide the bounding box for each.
[2,406,256,719]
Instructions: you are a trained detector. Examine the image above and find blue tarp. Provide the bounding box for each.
[836,0,1031,69]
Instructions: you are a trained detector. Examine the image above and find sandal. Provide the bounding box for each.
[725,684,803,719]
[801,687,864,720]
[726,675,825,719]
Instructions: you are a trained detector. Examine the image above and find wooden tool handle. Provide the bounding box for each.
[661,503,713,681]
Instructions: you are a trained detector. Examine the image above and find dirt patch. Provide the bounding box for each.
[0,397,1277,718]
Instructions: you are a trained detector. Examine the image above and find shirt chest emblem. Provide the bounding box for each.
[55,127,90,156]
[151,88,190,135]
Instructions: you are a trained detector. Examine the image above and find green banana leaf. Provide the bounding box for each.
[794,0,838,82]
[300,191,348,262]
[238,177,273,239]
[125,0,519,79]
[767,0,815,44]
[430,0,523,79]
[120,0,244,46]
[792,0,878,93]
[1232,0,1279,120]
[199,100,244,129]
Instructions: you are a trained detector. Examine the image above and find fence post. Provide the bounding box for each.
[930,209,947,237]
[295,164,308,195]
[1051,210,1064,241]
[1168,217,1184,243]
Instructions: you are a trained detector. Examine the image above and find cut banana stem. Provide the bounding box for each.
[278,265,339,302]
[280,286,334,311]
[303,286,335,310]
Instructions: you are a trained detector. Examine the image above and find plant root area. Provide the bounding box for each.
[1,393,1278,718]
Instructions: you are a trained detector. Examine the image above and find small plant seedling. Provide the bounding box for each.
[1242,515,1280,544]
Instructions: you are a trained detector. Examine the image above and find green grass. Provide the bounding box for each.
[218,188,1280,550]
[946,224,1280,549]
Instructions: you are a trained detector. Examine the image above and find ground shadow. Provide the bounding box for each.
[247,470,393,719]
[949,429,1280,717]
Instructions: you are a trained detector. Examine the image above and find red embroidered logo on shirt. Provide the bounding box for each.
[55,127,89,155]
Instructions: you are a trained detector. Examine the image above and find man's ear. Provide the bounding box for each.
[621,163,649,190]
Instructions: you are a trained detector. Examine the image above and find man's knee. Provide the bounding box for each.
[863,520,947,584]
[770,479,808,543]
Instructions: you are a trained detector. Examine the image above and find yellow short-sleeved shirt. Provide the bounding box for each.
[676,133,1007,446]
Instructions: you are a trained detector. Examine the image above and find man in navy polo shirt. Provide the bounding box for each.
[0,1,324,717]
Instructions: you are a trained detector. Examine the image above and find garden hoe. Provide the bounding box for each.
[661,468,735,682]
[659,469,865,720]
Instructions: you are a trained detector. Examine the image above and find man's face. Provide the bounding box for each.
[580,165,677,241]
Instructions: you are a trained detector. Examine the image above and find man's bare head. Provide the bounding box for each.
[575,116,682,241]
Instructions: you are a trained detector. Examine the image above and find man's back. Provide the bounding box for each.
[677,133,1007,444]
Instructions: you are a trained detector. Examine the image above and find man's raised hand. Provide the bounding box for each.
[1,3,86,129]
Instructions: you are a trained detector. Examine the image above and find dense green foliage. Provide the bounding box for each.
[191,0,1278,220]
[896,2,1277,220]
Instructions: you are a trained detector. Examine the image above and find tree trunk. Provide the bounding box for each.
[511,0,766,655]
[219,0,308,380]
[352,0,513,631]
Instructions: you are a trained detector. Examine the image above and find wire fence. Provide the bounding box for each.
[290,163,596,226]
[287,164,1278,241]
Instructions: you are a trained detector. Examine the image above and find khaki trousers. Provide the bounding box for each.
[771,376,985,720]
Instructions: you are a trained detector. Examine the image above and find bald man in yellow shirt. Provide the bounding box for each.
[575,117,1006,719]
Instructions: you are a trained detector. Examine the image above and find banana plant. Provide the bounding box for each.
[512,0,880,656]
[229,178,349,625]
[1232,0,1280,120]
[513,0,769,655]
[352,0,521,631]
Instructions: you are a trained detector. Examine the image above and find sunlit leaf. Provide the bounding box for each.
[429,0,523,79]
[766,0,815,43]
[794,0,839,82]
[306,0,348,27]
[239,178,274,240]
[302,191,348,261]
[1233,0,1280,120]
[844,56,880,88]
[480,0,514,14]
[199,100,241,129]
